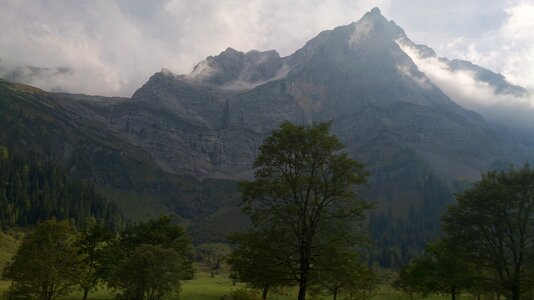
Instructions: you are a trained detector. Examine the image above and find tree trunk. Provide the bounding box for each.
[82,288,89,300]
[511,285,520,300]
[297,277,308,300]
[298,251,310,300]
[262,286,269,300]
[333,288,337,300]
[451,286,456,300]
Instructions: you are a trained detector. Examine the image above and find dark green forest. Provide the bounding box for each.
[367,173,454,268]
[0,146,123,230]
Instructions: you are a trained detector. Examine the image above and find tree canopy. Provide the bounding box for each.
[3,219,82,300]
[112,244,187,300]
[442,164,534,300]
[105,216,194,299]
[228,228,294,299]
[395,239,476,300]
[234,121,370,300]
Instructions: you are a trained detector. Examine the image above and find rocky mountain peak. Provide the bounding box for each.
[357,7,406,40]
[186,47,285,90]
[361,7,386,23]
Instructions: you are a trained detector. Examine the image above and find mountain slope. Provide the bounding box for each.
[0,79,242,231]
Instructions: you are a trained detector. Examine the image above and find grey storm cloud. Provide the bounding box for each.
[0,0,533,130]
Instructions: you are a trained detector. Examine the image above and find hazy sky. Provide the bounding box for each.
[0,0,533,98]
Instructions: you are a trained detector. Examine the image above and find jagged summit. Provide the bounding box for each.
[369,7,382,15]
[362,7,387,21]
[186,47,285,89]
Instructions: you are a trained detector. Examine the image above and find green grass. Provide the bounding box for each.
[182,270,244,300]
[0,260,450,300]
[0,277,452,300]
[0,232,20,271]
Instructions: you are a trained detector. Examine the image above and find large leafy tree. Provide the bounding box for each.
[112,244,187,300]
[105,216,194,299]
[310,243,375,300]
[228,228,294,300]
[442,164,534,300]
[2,219,82,300]
[238,121,369,300]
[76,220,114,300]
[395,239,476,300]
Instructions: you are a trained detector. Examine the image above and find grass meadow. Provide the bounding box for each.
[0,269,451,300]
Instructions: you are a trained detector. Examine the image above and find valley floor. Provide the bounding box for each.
[0,270,450,300]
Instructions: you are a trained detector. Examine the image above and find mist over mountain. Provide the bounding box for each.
[1,7,532,266]
[396,37,534,132]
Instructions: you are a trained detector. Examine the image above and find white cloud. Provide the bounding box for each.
[0,0,389,96]
[399,39,534,130]
[435,0,534,90]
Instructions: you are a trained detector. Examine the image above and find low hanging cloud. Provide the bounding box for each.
[399,39,534,131]
[435,1,534,91]
[0,0,388,96]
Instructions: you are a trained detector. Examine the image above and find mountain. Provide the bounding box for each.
[1,7,532,266]
[0,79,243,233]
[125,8,517,181]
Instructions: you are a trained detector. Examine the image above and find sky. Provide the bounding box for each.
[0,0,533,125]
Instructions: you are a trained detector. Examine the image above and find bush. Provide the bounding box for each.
[220,288,259,300]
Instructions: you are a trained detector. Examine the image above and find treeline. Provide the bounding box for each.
[2,216,193,300]
[0,146,123,230]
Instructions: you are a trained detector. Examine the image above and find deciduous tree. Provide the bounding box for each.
[111,244,186,300]
[310,243,374,300]
[395,239,476,300]
[239,121,369,300]
[2,219,82,300]
[442,165,534,300]
[76,220,114,300]
[105,216,194,299]
[228,228,293,299]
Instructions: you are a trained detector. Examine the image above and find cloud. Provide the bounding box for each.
[398,39,534,130]
[0,0,389,96]
[434,0,534,91]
